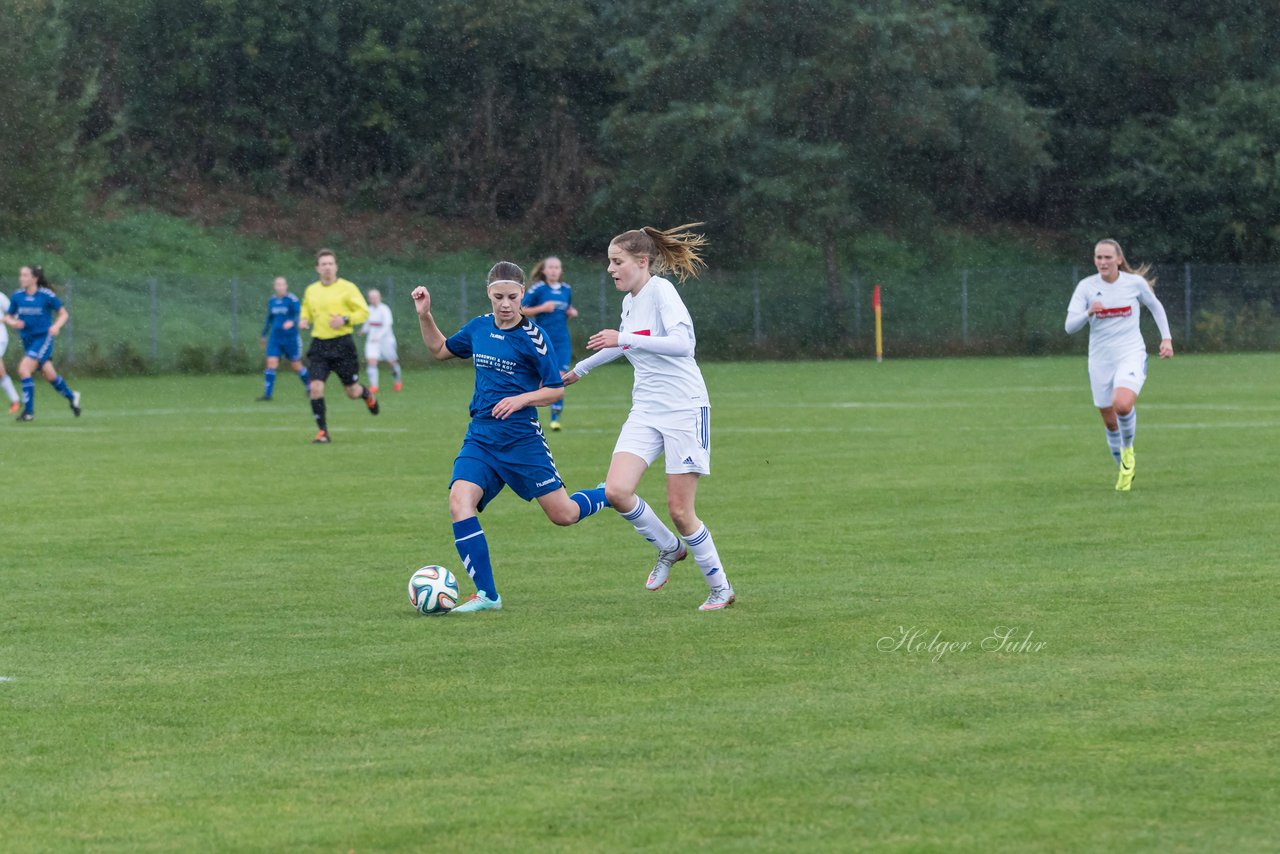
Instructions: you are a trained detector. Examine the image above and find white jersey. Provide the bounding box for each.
[363,303,395,343]
[618,276,708,414]
[0,293,8,349]
[1065,271,1171,361]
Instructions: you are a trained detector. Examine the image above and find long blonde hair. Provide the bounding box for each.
[611,223,708,282]
[1097,238,1156,289]
[528,256,559,286]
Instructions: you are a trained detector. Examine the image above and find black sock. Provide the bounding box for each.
[360,386,371,400]
[310,397,327,431]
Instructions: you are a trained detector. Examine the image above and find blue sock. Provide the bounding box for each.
[1118,409,1137,448]
[453,516,497,599]
[264,369,277,397]
[569,487,609,522]
[21,377,35,413]
[51,375,73,400]
[1105,428,1123,464]
[298,368,310,386]
[550,401,564,419]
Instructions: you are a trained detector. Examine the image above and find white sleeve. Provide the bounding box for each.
[1138,285,1172,340]
[1065,283,1090,334]
[571,347,625,377]
[618,324,693,356]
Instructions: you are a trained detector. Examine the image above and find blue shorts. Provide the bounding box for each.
[266,333,302,361]
[451,420,563,512]
[23,335,55,364]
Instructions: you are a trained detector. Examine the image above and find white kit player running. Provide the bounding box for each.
[360,288,401,393]
[563,223,736,611]
[0,292,21,412]
[1065,238,1174,491]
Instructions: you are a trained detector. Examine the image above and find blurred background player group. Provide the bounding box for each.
[3,264,81,422]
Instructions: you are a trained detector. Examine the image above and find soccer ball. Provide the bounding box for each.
[408,565,460,615]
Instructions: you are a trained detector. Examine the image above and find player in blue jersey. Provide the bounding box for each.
[257,276,310,401]
[3,265,80,422]
[521,256,578,430]
[411,261,610,613]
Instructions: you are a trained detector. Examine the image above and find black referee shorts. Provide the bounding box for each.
[307,335,361,386]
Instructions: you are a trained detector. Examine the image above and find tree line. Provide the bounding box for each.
[4,0,1279,268]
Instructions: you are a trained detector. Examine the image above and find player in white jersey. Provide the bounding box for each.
[563,223,736,611]
[0,292,22,412]
[360,288,401,393]
[1065,239,1174,491]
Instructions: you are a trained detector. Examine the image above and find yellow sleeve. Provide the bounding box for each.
[346,283,370,327]
[300,285,315,325]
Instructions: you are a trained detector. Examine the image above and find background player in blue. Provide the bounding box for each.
[411,261,609,613]
[257,276,309,401]
[521,256,577,430]
[2,265,80,422]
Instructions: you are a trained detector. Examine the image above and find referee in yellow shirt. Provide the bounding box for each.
[299,248,380,443]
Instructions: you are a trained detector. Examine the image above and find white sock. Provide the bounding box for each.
[368,364,379,389]
[1105,428,1123,464]
[392,362,402,381]
[685,524,729,589]
[0,374,16,403]
[1118,409,1137,448]
[618,496,679,553]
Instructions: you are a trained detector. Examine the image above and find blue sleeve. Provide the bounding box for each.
[288,296,300,326]
[262,304,273,338]
[532,331,565,390]
[47,292,64,312]
[445,317,476,359]
[564,285,572,307]
[522,286,542,309]
[4,294,15,316]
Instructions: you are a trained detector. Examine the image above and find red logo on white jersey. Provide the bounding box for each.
[1095,306,1132,319]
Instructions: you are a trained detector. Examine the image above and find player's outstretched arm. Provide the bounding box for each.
[412,287,454,361]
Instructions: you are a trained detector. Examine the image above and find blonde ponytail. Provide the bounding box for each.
[1097,238,1157,289]
[611,222,709,282]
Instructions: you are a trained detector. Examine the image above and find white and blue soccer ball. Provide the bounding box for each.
[408,565,459,615]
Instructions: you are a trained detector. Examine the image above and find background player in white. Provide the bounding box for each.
[360,288,401,393]
[1065,238,1174,491]
[0,291,21,412]
[563,223,736,611]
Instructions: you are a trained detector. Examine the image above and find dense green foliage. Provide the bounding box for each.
[3,0,1280,260]
[4,357,1279,849]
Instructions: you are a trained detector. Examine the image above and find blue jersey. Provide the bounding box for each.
[6,287,64,341]
[522,282,573,349]
[446,314,564,440]
[262,293,301,338]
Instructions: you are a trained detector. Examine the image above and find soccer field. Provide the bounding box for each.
[3,354,1277,851]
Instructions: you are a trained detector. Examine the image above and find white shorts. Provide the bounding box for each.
[365,336,398,363]
[613,407,711,476]
[0,327,7,352]
[1089,352,1147,408]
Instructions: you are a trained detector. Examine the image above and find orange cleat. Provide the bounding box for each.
[8,401,19,414]
[369,386,379,394]
[393,381,403,392]
[312,430,331,444]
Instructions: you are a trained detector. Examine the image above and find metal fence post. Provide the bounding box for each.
[852,271,861,339]
[599,272,608,329]
[148,277,159,362]
[230,276,239,348]
[961,269,970,347]
[64,279,74,365]
[1184,263,1193,347]
[752,271,762,347]
[459,273,467,326]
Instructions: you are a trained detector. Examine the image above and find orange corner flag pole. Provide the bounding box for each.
[873,284,883,363]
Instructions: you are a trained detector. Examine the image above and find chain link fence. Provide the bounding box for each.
[3,264,1276,374]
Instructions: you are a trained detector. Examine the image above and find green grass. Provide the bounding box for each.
[2,354,1278,851]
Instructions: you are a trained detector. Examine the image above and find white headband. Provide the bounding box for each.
[487,279,524,288]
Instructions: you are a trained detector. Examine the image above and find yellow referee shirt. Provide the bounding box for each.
[301,278,370,339]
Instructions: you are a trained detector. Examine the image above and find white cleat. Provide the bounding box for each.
[646,543,687,590]
[699,585,736,611]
